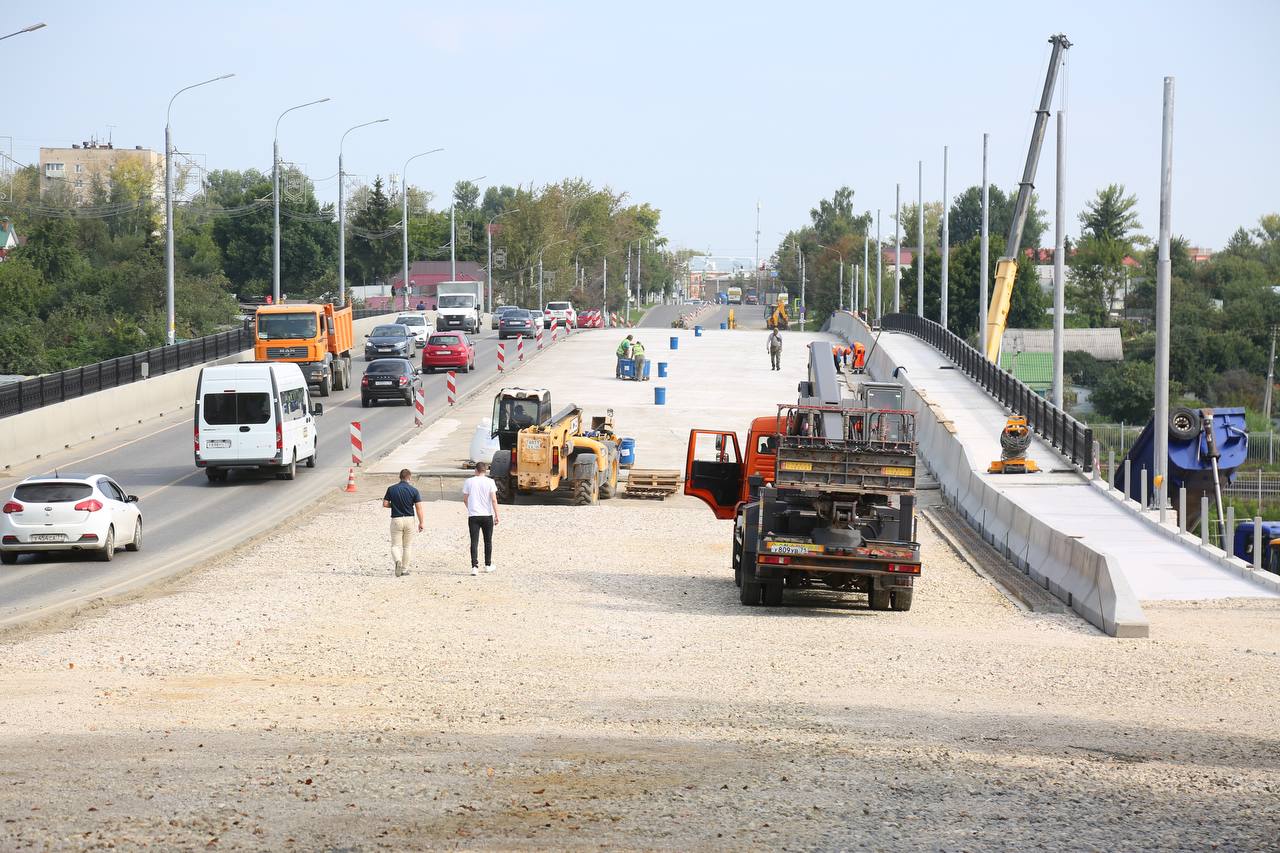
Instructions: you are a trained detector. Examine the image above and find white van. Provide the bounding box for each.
[194,363,323,482]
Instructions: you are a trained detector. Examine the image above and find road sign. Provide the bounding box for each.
[493,248,507,269]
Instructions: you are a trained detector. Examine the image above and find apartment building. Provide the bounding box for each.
[38,138,164,203]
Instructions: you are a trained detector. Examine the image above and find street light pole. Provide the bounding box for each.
[817,244,844,312]
[917,160,924,317]
[486,207,520,315]
[166,73,234,345]
[980,132,991,355]
[537,238,568,310]
[941,145,950,329]
[274,97,330,304]
[875,210,882,322]
[0,22,46,41]
[400,148,444,311]
[338,118,389,306]
[894,184,902,313]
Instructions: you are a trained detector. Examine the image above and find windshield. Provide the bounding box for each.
[547,302,571,311]
[395,316,425,327]
[366,359,410,374]
[371,325,408,337]
[202,392,272,425]
[504,310,531,320]
[257,312,318,340]
[430,335,461,346]
[438,295,474,308]
[14,482,93,503]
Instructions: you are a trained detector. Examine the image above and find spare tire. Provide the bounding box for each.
[1169,407,1201,442]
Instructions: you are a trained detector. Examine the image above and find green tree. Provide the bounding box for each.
[1079,184,1141,243]
[948,185,1048,249]
[1091,360,1156,422]
[347,176,397,285]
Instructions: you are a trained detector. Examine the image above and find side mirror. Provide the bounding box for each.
[127,494,139,503]
[312,403,324,417]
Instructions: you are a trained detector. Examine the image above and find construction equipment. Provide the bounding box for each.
[622,469,681,500]
[983,33,1072,363]
[254,302,354,396]
[988,416,1041,474]
[768,295,790,330]
[489,388,621,506]
[685,341,920,610]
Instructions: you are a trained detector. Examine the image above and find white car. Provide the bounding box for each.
[394,312,433,348]
[543,301,577,329]
[1,474,143,564]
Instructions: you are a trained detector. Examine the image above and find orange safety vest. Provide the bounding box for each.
[853,343,866,368]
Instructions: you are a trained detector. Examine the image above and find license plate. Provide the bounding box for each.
[375,381,392,386]
[882,466,914,476]
[31,534,65,542]
[378,347,391,352]
[780,461,812,472]
[524,438,543,449]
[207,439,231,448]
[765,540,824,555]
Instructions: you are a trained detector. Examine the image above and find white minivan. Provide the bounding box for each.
[194,363,323,483]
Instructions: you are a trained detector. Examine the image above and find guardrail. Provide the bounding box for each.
[880,313,1094,472]
[0,307,398,419]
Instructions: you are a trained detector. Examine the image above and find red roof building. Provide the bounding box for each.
[389,261,484,309]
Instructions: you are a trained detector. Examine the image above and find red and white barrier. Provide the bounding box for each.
[550,318,558,343]
[447,371,456,406]
[517,337,525,362]
[578,310,603,328]
[497,342,505,372]
[536,325,544,350]
[350,421,363,466]
[414,388,425,427]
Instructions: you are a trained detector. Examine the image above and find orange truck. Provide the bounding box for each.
[254,303,354,397]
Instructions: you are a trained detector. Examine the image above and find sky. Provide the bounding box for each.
[5,0,1278,260]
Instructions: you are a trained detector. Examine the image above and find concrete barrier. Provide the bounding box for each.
[3,315,393,469]
[828,312,1149,638]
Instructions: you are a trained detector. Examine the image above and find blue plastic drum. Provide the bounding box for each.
[619,437,637,467]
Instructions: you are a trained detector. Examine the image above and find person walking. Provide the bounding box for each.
[767,328,782,371]
[462,461,500,576]
[383,468,425,577]
[631,338,647,381]
[615,334,634,378]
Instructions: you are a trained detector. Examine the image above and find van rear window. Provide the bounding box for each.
[203,392,272,425]
[14,483,93,503]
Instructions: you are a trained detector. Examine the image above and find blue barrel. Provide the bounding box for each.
[719,322,727,330]
[669,336,679,350]
[694,326,703,336]
[657,361,668,378]
[619,437,636,467]
[654,386,667,405]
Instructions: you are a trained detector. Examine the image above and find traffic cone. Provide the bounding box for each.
[343,467,357,493]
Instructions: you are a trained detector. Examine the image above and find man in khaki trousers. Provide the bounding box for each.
[382,468,425,577]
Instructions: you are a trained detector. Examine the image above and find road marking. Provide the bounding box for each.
[137,470,202,501]
[0,417,189,488]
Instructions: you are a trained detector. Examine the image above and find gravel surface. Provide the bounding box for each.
[2,488,1279,850]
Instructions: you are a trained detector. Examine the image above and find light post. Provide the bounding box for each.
[338,118,389,305]
[447,174,486,281]
[399,148,444,311]
[574,241,603,297]
[537,238,569,310]
[0,22,45,41]
[486,207,520,314]
[166,73,234,345]
[273,97,330,303]
[817,244,844,312]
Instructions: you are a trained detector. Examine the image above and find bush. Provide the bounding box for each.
[1091,360,1157,423]
[1063,350,1107,386]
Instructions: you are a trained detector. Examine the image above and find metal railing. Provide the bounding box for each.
[880,313,1094,472]
[0,306,397,419]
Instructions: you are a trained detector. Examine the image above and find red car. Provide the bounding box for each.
[422,332,476,373]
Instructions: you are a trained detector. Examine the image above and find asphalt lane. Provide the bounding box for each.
[0,329,518,627]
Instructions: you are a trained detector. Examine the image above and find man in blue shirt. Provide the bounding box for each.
[382,468,425,577]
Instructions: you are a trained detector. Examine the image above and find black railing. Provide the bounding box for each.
[0,306,399,419]
[880,313,1094,472]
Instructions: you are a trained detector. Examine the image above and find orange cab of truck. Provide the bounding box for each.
[254,302,355,396]
[683,415,779,519]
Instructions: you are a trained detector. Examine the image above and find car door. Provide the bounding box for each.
[99,479,132,535]
[683,430,744,520]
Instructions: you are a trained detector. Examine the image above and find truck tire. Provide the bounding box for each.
[599,452,618,499]
[732,538,743,587]
[891,589,913,611]
[572,457,599,506]
[318,373,331,398]
[332,362,344,391]
[1169,406,1201,442]
[869,588,891,611]
[762,579,784,607]
[739,569,762,606]
[306,444,317,468]
[205,467,227,483]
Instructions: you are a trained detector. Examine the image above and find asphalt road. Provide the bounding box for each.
[0,328,523,629]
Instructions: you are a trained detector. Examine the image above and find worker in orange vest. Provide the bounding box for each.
[853,342,867,372]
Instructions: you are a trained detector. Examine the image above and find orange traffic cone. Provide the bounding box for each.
[343,467,357,493]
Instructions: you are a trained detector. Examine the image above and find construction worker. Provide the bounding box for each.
[767,328,782,371]
[853,341,867,373]
[615,334,634,378]
[832,344,843,372]
[632,339,647,381]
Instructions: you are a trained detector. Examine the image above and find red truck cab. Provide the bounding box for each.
[683,415,778,519]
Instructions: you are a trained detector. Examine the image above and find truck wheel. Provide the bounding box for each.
[869,588,891,611]
[1169,406,1201,441]
[763,579,784,607]
[890,589,914,611]
[599,456,618,499]
[318,374,331,398]
[205,468,226,483]
[306,444,317,468]
[332,363,344,391]
[495,477,515,505]
[732,539,743,587]
[739,571,762,606]
[572,478,598,506]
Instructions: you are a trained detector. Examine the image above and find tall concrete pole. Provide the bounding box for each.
[449,205,456,281]
[875,210,882,321]
[1264,328,1277,422]
[1154,77,1175,517]
[837,256,843,311]
[893,185,901,314]
[852,264,859,313]
[863,231,869,314]
[979,133,990,354]
[941,145,950,330]
[274,98,330,304]
[401,149,443,313]
[602,256,607,325]
[1052,112,1066,409]
[917,161,924,317]
[338,118,388,305]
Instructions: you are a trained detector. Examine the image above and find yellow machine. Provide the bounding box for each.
[489,388,621,505]
[728,309,737,329]
[769,296,789,330]
[989,416,1041,474]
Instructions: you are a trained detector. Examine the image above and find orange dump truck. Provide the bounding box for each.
[254,303,354,397]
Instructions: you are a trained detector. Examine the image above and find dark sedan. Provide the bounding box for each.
[491,305,519,329]
[361,358,421,407]
[364,324,415,360]
[498,308,538,339]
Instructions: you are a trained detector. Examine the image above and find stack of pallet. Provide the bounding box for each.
[623,469,680,500]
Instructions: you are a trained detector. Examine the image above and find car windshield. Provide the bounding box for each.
[438,295,473,308]
[395,316,425,327]
[257,312,318,340]
[202,392,272,425]
[371,325,408,337]
[547,302,571,311]
[430,335,461,346]
[366,360,409,374]
[14,482,93,503]
[505,310,531,319]
[496,306,517,314]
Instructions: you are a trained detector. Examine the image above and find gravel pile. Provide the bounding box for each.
[2,490,1278,850]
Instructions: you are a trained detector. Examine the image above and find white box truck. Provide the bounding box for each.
[436,281,484,334]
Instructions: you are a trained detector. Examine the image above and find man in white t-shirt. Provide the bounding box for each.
[462,460,500,576]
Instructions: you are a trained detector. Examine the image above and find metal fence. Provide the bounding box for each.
[880,313,1094,471]
[0,306,397,419]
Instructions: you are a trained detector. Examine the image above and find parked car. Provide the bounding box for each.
[492,305,519,329]
[393,312,433,348]
[498,308,538,339]
[422,332,476,373]
[745,293,759,305]
[543,301,577,329]
[2,474,143,564]
[195,362,322,482]
[364,323,415,360]
[361,358,421,407]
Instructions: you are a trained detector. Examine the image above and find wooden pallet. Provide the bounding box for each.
[622,468,681,499]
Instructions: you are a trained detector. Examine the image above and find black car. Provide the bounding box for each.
[361,358,421,407]
[364,324,415,360]
[498,308,538,339]
[491,305,519,329]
